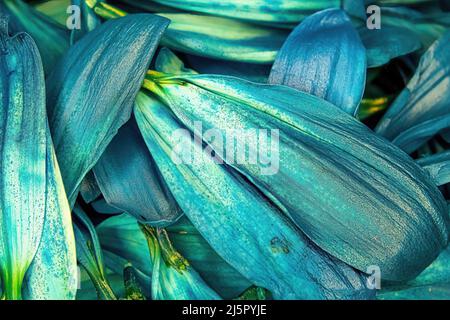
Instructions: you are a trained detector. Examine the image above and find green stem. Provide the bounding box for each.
[84,267,117,300]
[1,268,24,300]
[156,229,189,273]
[88,1,127,20]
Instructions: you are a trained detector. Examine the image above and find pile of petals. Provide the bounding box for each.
[0,0,450,300]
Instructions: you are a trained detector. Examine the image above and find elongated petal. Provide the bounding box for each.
[378,242,450,300]
[23,140,77,300]
[97,213,251,299]
[0,19,76,300]
[91,198,123,215]
[376,32,450,147]
[73,205,116,300]
[382,7,449,48]
[145,73,449,281]
[34,0,70,26]
[417,151,450,186]
[167,216,252,299]
[142,226,221,300]
[135,92,371,299]
[150,0,340,23]
[0,21,47,299]
[97,215,153,277]
[392,114,450,154]
[155,47,197,75]
[93,116,182,226]
[269,9,366,115]
[159,13,288,64]
[0,0,69,74]
[46,14,169,205]
[359,26,421,68]
[89,2,289,64]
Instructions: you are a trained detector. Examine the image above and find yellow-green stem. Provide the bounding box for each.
[1,268,24,300]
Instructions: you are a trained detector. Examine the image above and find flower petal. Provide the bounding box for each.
[93,116,182,226]
[145,73,449,281]
[135,91,371,299]
[46,14,169,205]
[269,9,366,115]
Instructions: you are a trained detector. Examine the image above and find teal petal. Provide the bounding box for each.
[91,198,123,215]
[73,205,117,300]
[135,91,372,299]
[97,213,250,299]
[417,151,450,186]
[23,137,78,300]
[378,242,450,300]
[0,0,70,74]
[141,225,221,300]
[376,31,450,150]
[159,13,289,64]
[155,47,197,75]
[0,21,47,299]
[93,116,182,226]
[359,26,421,68]
[166,216,252,299]
[144,73,449,282]
[97,213,222,300]
[76,267,126,300]
[392,114,450,154]
[269,9,366,115]
[149,0,341,23]
[0,20,77,300]
[46,14,169,205]
[382,6,450,48]
[97,214,153,278]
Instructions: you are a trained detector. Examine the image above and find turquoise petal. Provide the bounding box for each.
[159,13,289,64]
[93,116,182,226]
[135,92,372,299]
[97,213,250,299]
[141,226,221,300]
[378,242,450,300]
[166,216,252,299]
[359,26,421,68]
[0,21,47,299]
[23,136,78,300]
[269,9,366,115]
[145,73,449,282]
[376,31,450,147]
[46,14,169,205]
[0,0,70,74]
[149,0,341,23]
[155,47,197,75]
[417,151,450,186]
[0,20,77,300]
[73,205,117,300]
